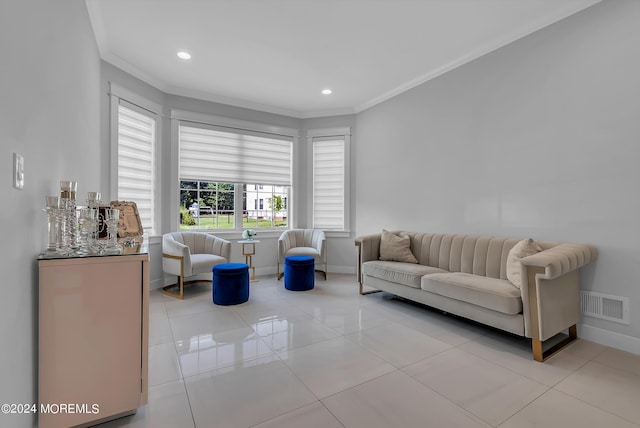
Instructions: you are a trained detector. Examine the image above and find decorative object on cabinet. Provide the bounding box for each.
[42,196,61,256]
[162,232,232,299]
[86,192,102,247]
[97,205,110,239]
[110,200,143,238]
[40,184,150,258]
[77,207,98,255]
[87,191,101,207]
[102,208,122,255]
[59,180,78,253]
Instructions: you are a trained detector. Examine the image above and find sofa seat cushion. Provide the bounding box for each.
[421,273,522,315]
[363,261,448,289]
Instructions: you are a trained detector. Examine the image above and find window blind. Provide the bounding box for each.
[179,124,292,186]
[313,138,345,230]
[117,103,155,232]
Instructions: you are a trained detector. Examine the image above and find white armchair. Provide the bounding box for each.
[277,229,327,280]
[162,232,231,299]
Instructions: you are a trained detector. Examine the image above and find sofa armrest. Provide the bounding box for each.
[354,233,382,294]
[520,243,597,280]
[520,243,597,351]
[354,233,382,263]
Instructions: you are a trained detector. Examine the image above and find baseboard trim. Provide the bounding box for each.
[254,265,355,277]
[150,278,165,290]
[328,265,357,274]
[579,324,640,355]
[156,266,356,290]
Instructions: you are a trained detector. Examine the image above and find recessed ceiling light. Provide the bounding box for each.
[177,51,192,60]
[322,89,332,95]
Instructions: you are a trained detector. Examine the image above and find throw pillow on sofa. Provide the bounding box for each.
[379,230,418,263]
[506,238,542,289]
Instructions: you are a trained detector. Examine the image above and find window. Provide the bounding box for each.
[243,185,288,228]
[174,112,296,231]
[308,127,351,232]
[110,83,161,235]
[180,181,235,229]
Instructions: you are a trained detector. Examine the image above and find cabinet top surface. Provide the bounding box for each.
[38,244,148,261]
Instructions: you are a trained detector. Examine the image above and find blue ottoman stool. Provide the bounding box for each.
[284,256,315,291]
[212,263,249,305]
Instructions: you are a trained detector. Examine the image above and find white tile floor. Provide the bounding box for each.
[100,274,640,428]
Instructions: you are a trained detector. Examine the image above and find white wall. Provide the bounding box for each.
[355,0,640,352]
[0,0,101,426]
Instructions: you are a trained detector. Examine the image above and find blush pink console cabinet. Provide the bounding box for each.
[38,251,149,428]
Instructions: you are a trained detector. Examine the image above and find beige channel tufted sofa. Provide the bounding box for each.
[355,231,597,361]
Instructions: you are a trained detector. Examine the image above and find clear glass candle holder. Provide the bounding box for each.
[43,196,62,255]
[102,208,122,255]
[87,192,101,209]
[59,180,79,252]
[77,208,98,256]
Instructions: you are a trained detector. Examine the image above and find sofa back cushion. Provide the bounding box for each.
[402,232,554,280]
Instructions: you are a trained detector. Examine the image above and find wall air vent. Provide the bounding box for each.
[580,290,629,324]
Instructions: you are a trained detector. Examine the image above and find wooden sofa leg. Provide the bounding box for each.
[532,324,578,362]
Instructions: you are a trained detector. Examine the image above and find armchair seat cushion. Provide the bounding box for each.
[421,272,522,315]
[284,246,321,259]
[191,254,228,275]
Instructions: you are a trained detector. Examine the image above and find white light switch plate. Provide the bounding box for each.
[13,152,24,189]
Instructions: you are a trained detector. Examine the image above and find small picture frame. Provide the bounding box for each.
[97,205,111,239]
[110,201,143,237]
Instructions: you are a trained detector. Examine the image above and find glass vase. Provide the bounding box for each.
[60,180,78,254]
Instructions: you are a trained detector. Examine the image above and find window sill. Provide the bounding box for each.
[147,235,162,245]
[324,230,351,238]
[174,229,286,240]
[153,230,350,240]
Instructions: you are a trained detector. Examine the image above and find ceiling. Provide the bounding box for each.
[86,0,600,118]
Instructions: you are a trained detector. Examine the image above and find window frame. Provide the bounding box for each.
[109,82,162,236]
[307,127,351,237]
[170,109,299,234]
